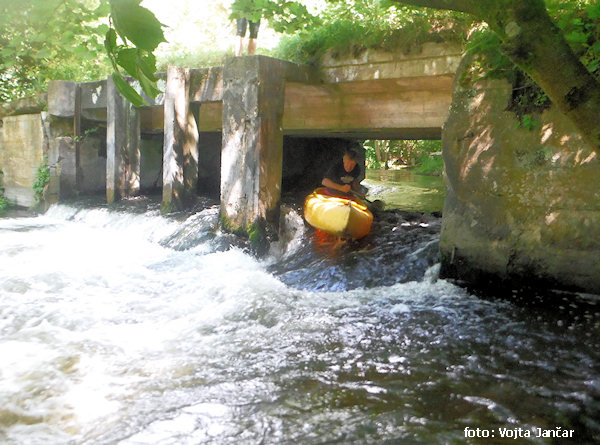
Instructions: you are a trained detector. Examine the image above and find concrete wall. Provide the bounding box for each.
[440,56,600,294]
[0,114,44,208]
[140,134,164,192]
[197,132,221,198]
[0,112,112,209]
[79,129,107,195]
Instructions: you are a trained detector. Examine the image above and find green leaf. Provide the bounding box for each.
[94,0,111,17]
[116,47,139,78]
[565,30,588,45]
[137,52,157,81]
[587,4,600,20]
[137,70,161,98]
[104,28,117,54]
[586,58,599,73]
[110,0,166,51]
[97,23,110,35]
[111,72,146,107]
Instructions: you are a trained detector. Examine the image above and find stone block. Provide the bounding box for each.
[80,80,107,110]
[47,80,77,117]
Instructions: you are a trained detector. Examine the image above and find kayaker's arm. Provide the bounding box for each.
[322,177,351,193]
[350,180,365,198]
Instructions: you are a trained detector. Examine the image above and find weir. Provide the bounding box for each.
[6,42,462,237]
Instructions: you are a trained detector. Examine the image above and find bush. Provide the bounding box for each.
[32,157,50,205]
[416,153,444,175]
[0,195,9,214]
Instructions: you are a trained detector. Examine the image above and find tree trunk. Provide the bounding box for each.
[374,140,383,165]
[396,0,600,152]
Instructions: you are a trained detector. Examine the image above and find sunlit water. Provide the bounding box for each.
[365,168,446,213]
[0,196,599,445]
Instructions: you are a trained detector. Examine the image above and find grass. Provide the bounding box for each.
[271,8,471,65]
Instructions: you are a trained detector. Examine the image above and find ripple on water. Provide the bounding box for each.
[0,201,598,444]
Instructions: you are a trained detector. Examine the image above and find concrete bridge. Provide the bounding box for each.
[36,42,460,236]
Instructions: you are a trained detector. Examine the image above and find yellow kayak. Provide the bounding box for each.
[303,187,373,239]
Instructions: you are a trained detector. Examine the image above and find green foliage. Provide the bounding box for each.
[464,27,513,81]
[0,169,5,213]
[549,0,600,75]
[0,0,112,102]
[515,113,539,131]
[272,1,473,64]
[0,181,9,214]
[416,152,443,175]
[74,127,100,143]
[364,139,442,174]
[231,0,318,34]
[32,157,50,205]
[110,0,165,51]
[464,0,600,116]
[104,0,166,106]
[0,196,8,214]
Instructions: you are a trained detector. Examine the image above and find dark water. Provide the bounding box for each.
[0,192,598,444]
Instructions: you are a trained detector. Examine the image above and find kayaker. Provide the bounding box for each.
[321,149,365,197]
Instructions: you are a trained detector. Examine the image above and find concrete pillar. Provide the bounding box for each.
[162,66,199,212]
[46,80,82,202]
[220,56,287,244]
[74,83,82,191]
[106,76,141,204]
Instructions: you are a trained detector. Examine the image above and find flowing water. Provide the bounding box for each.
[0,191,599,445]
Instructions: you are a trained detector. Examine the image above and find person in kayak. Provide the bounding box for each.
[321,149,365,197]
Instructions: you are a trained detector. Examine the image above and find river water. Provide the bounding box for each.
[0,180,599,444]
[364,169,446,213]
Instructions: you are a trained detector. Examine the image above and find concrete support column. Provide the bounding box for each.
[162,66,199,212]
[46,80,81,203]
[73,83,85,192]
[220,56,286,243]
[106,76,141,204]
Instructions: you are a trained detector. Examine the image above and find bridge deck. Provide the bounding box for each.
[49,42,461,140]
